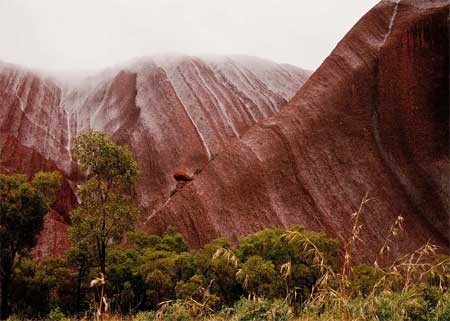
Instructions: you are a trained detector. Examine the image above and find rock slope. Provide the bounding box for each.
[145,0,449,261]
[0,55,310,257]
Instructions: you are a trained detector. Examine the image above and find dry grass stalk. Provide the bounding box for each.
[89,272,107,321]
[284,192,450,321]
[212,248,238,268]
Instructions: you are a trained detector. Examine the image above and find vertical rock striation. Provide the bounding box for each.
[0,55,310,257]
[145,0,449,261]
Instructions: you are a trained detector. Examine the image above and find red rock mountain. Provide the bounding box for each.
[144,0,449,261]
[0,0,447,261]
[0,55,310,257]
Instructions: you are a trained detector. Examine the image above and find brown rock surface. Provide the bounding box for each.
[1,0,446,261]
[145,0,449,261]
[0,66,78,257]
[0,55,309,257]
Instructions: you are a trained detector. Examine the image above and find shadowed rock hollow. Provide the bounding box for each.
[144,0,449,261]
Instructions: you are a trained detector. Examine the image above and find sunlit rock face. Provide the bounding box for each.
[145,0,449,261]
[0,55,310,257]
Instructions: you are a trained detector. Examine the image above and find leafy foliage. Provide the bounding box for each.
[0,171,61,319]
[70,132,139,263]
[236,256,280,299]
[72,131,137,186]
[2,145,449,321]
[69,131,139,317]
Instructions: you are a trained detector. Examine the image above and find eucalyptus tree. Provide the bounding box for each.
[70,132,139,318]
[0,171,61,319]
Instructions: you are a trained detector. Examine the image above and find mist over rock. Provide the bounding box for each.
[0,0,447,262]
[144,0,449,261]
[0,54,310,257]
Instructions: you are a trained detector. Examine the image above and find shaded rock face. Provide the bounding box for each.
[146,0,449,261]
[0,55,310,257]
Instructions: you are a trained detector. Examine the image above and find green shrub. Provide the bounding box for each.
[236,256,281,298]
[374,296,394,321]
[175,274,206,301]
[46,307,69,321]
[194,239,241,305]
[405,298,428,321]
[132,311,155,321]
[163,303,194,321]
[437,295,450,321]
[231,298,290,321]
[155,227,188,253]
[421,286,441,312]
[352,264,383,297]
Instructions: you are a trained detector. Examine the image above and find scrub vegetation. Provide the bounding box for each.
[1,132,449,321]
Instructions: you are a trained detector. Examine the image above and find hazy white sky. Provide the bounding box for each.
[0,0,379,72]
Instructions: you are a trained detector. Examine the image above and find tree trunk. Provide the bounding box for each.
[76,266,85,313]
[0,273,10,320]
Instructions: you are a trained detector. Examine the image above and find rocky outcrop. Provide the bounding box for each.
[61,55,310,222]
[1,0,446,261]
[145,0,449,261]
[0,65,78,220]
[0,55,310,257]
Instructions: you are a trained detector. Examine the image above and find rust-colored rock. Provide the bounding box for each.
[1,0,446,262]
[145,0,449,261]
[0,66,78,257]
[174,172,194,182]
[0,55,309,257]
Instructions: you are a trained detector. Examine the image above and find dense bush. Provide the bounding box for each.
[229,298,291,321]
[5,225,450,321]
[10,257,75,318]
[6,226,340,318]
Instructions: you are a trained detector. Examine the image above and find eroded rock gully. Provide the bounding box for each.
[144,0,449,261]
[1,0,447,261]
[0,55,310,257]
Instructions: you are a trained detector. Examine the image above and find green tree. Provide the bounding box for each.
[70,131,139,317]
[139,249,184,308]
[66,235,97,313]
[237,227,339,306]
[236,255,281,299]
[133,229,193,309]
[26,258,74,315]
[0,171,61,319]
[175,274,207,301]
[196,239,242,305]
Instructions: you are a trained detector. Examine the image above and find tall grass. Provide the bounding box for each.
[284,193,450,321]
[7,194,450,321]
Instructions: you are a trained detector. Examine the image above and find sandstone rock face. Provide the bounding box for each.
[0,55,310,257]
[145,0,449,261]
[0,65,78,218]
[1,0,446,262]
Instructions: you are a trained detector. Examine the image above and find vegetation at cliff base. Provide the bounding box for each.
[0,171,62,320]
[4,220,450,321]
[1,132,449,321]
[4,223,450,321]
[70,132,139,318]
